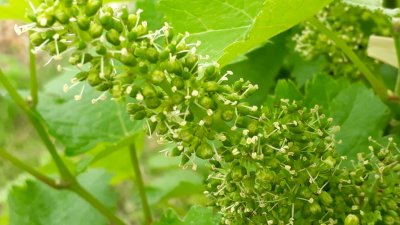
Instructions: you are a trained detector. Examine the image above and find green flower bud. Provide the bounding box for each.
[319,191,333,206]
[159,50,170,61]
[146,48,159,63]
[138,62,148,74]
[163,60,183,75]
[149,70,165,85]
[49,41,67,55]
[180,154,190,166]
[203,81,218,92]
[77,15,90,31]
[170,147,181,157]
[127,14,138,30]
[184,53,198,70]
[128,30,138,41]
[87,71,103,86]
[135,24,148,36]
[127,103,144,115]
[120,53,137,67]
[89,23,103,38]
[106,29,121,46]
[180,129,194,142]
[99,12,113,30]
[199,96,216,110]
[181,70,192,80]
[344,214,360,225]
[171,77,184,90]
[142,85,157,98]
[309,202,321,215]
[133,110,146,120]
[196,142,214,159]
[145,97,161,109]
[76,41,87,50]
[96,82,111,91]
[36,13,55,27]
[85,0,102,17]
[171,92,185,105]
[95,44,107,55]
[204,65,218,80]
[30,32,45,46]
[231,166,246,181]
[75,71,89,81]
[112,19,124,33]
[221,109,234,121]
[54,8,70,24]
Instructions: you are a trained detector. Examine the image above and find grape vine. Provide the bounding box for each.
[11,0,400,224]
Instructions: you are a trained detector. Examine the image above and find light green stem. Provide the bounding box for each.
[29,43,38,108]
[0,148,65,189]
[0,68,126,225]
[309,17,388,100]
[0,68,72,179]
[129,143,152,224]
[392,21,400,96]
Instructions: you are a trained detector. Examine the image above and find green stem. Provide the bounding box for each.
[392,21,400,96]
[129,143,152,225]
[0,148,126,225]
[309,17,389,100]
[0,68,72,179]
[0,148,66,189]
[0,68,127,225]
[29,43,38,108]
[69,183,126,225]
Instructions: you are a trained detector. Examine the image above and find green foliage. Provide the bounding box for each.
[154,206,221,225]
[159,0,332,65]
[8,170,117,225]
[37,73,143,155]
[305,75,390,160]
[0,0,399,225]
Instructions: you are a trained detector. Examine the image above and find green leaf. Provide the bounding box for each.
[146,170,204,205]
[37,73,144,156]
[329,83,390,159]
[291,55,327,87]
[222,32,289,104]
[274,79,303,101]
[137,0,164,30]
[154,205,221,225]
[8,170,117,225]
[159,0,332,66]
[304,75,390,160]
[0,0,39,20]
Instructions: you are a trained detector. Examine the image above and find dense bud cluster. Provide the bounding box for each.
[19,1,399,224]
[206,101,343,225]
[293,0,391,77]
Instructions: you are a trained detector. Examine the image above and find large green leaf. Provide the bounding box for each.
[0,0,38,20]
[159,0,332,66]
[37,73,143,156]
[146,170,204,205]
[304,75,390,160]
[8,170,117,225]
[154,205,221,225]
[329,83,390,159]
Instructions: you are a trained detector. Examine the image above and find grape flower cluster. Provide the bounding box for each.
[293,0,392,78]
[16,0,399,224]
